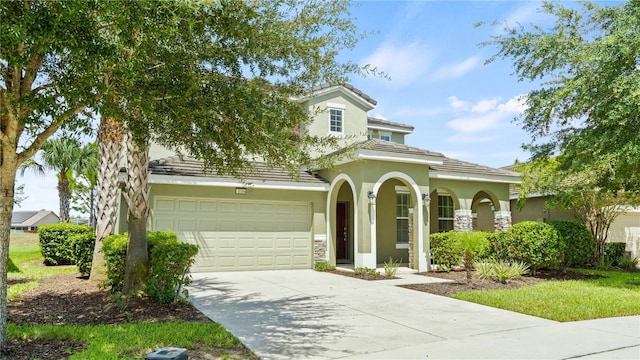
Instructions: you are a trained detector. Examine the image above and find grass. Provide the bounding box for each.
[7,232,255,359]
[9,322,251,359]
[453,268,640,322]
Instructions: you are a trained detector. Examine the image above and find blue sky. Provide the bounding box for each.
[16,0,573,215]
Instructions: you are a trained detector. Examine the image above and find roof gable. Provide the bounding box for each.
[307,83,377,110]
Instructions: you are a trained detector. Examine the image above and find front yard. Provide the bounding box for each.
[6,232,256,360]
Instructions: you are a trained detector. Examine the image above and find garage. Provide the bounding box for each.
[152,196,313,272]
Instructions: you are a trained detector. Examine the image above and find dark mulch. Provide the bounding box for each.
[400,269,604,297]
[5,273,217,360]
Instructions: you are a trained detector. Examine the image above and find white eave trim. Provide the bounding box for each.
[149,174,330,192]
[429,171,521,184]
[367,124,413,134]
[332,149,443,166]
[307,86,376,111]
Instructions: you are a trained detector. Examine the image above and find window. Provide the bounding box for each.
[396,192,410,244]
[438,195,454,232]
[379,133,391,141]
[329,108,343,133]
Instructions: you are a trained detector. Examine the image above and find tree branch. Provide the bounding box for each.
[16,105,87,164]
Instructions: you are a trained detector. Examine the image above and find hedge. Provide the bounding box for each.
[502,221,561,274]
[547,220,593,268]
[37,223,93,266]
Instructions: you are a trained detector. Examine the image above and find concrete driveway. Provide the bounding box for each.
[188,269,640,360]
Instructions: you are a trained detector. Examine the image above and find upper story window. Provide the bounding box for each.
[329,108,343,133]
[327,102,346,135]
[379,133,391,141]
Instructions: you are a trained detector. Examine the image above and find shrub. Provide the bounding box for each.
[102,231,190,298]
[503,221,561,275]
[485,231,508,261]
[617,255,639,270]
[383,257,401,277]
[354,267,380,277]
[429,231,461,272]
[547,220,593,268]
[314,261,336,272]
[604,242,627,266]
[474,260,529,283]
[68,232,96,276]
[147,242,199,303]
[37,223,93,266]
[102,233,128,291]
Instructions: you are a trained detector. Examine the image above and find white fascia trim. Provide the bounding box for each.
[359,150,443,165]
[429,171,521,184]
[150,174,330,192]
[367,124,413,134]
[310,86,375,111]
[509,192,550,200]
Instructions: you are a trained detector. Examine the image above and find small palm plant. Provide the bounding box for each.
[455,231,489,285]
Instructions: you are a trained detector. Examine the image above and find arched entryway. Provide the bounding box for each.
[327,175,357,265]
[370,172,427,270]
[472,190,499,232]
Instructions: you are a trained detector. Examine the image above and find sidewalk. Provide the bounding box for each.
[188,270,640,360]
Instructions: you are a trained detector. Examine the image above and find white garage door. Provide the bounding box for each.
[152,196,312,272]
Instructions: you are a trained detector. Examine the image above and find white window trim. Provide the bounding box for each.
[438,194,454,232]
[328,107,344,136]
[396,190,410,247]
[379,132,391,141]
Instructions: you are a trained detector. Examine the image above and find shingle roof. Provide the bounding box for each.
[367,117,414,131]
[326,139,445,160]
[309,83,377,106]
[430,157,521,178]
[149,157,328,185]
[11,211,38,224]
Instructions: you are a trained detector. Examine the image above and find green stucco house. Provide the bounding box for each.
[120,84,520,272]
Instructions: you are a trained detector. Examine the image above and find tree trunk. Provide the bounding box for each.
[0,156,18,354]
[90,118,124,283]
[57,172,71,223]
[122,131,150,296]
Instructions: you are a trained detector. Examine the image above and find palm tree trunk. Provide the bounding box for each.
[57,172,71,222]
[122,131,150,296]
[90,117,124,283]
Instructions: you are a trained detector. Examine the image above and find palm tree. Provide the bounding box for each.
[20,138,97,223]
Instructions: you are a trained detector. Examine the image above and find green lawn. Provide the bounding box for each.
[7,232,256,359]
[453,269,640,322]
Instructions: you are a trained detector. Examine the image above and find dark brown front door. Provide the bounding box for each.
[336,202,349,261]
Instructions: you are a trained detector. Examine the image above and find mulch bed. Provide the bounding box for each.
[328,269,398,280]
[5,273,213,360]
[401,269,604,297]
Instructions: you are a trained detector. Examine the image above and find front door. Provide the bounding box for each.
[336,202,349,262]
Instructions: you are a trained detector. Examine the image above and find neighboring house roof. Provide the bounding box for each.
[148,156,329,191]
[11,210,59,227]
[429,157,521,184]
[308,83,377,108]
[367,117,414,134]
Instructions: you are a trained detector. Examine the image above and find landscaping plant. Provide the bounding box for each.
[547,220,593,269]
[455,231,489,284]
[502,221,561,275]
[474,260,529,284]
[429,231,461,272]
[314,261,336,272]
[383,257,402,277]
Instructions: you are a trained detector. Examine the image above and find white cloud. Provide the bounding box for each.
[361,41,431,87]
[393,105,447,119]
[447,96,469,110]
[497,94,528,113]
[471,98,499,113]
[433,56,481,80]
[448,111,505,133]
[447,94,526,133]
